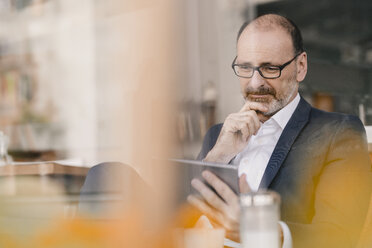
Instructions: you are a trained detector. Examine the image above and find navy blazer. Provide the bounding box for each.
[197,97,372,248]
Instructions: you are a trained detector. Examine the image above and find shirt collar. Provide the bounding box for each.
[270,93,301,130]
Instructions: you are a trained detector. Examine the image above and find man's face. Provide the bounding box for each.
[236,27,299,117]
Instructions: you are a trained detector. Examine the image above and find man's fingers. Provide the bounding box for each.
[202,171,238,204]
[240,126,250,142]
[187,194,224,225]
[245,117,257,137]
[239,173,252,194]
[239,101,268,113]
[251,112,261,133]
[191,178,227,212]
[228,118,241,133]
[225,112,261,136]
[187,194,214,215]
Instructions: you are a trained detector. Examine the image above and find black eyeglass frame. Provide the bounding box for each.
[231,52,302,79]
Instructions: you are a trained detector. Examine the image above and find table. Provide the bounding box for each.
[0,162,90,195]
[0,162,89,177]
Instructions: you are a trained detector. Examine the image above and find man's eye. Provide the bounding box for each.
[239,65,252,70]
[262,66,279,72]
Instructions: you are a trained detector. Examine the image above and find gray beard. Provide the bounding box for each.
[264,81,297,116]
[245,80,298,117]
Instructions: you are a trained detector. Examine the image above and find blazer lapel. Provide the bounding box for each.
[259,97,311,189]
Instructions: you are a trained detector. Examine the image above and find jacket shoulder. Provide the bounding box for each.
[310,108,365,131]
[197,123,223,160]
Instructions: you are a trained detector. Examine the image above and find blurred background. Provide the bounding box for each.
[176,0,372,159]
[1,0,372,164]
[0,0,371,247]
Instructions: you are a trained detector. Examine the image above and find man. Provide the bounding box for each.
[188,14,372,247]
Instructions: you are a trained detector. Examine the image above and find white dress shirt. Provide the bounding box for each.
[233,93,300,191]
[231,93,300,248]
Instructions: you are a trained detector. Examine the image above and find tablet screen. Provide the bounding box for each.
[170,158,239,202]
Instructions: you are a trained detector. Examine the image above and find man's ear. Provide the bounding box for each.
[296,52,307,82]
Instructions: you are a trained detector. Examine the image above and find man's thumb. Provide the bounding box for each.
[239,173,252,194]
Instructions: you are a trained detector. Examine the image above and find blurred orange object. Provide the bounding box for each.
[30,209,147,248]
[0,233,19,248]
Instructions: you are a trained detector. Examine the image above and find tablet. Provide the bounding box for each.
[170,158,239,201]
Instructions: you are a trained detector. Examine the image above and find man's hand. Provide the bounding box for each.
[187,171,251,241]
[204,102,268,164]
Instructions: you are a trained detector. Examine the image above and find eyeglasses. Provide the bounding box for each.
[231,53,301,79]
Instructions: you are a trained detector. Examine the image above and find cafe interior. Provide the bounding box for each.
[0,0,372,247]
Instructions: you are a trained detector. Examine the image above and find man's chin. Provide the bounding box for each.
[245,98,270,107]
[255,110,271,122]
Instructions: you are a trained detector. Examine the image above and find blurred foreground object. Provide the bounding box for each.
[240,191,281,248]
[0,175,65,246]
[0,0,180,246]
[173,215,224,248]
[356,194,372,248]
[173,228,225,248]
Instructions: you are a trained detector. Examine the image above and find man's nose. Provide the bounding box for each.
[249,70,266,88]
